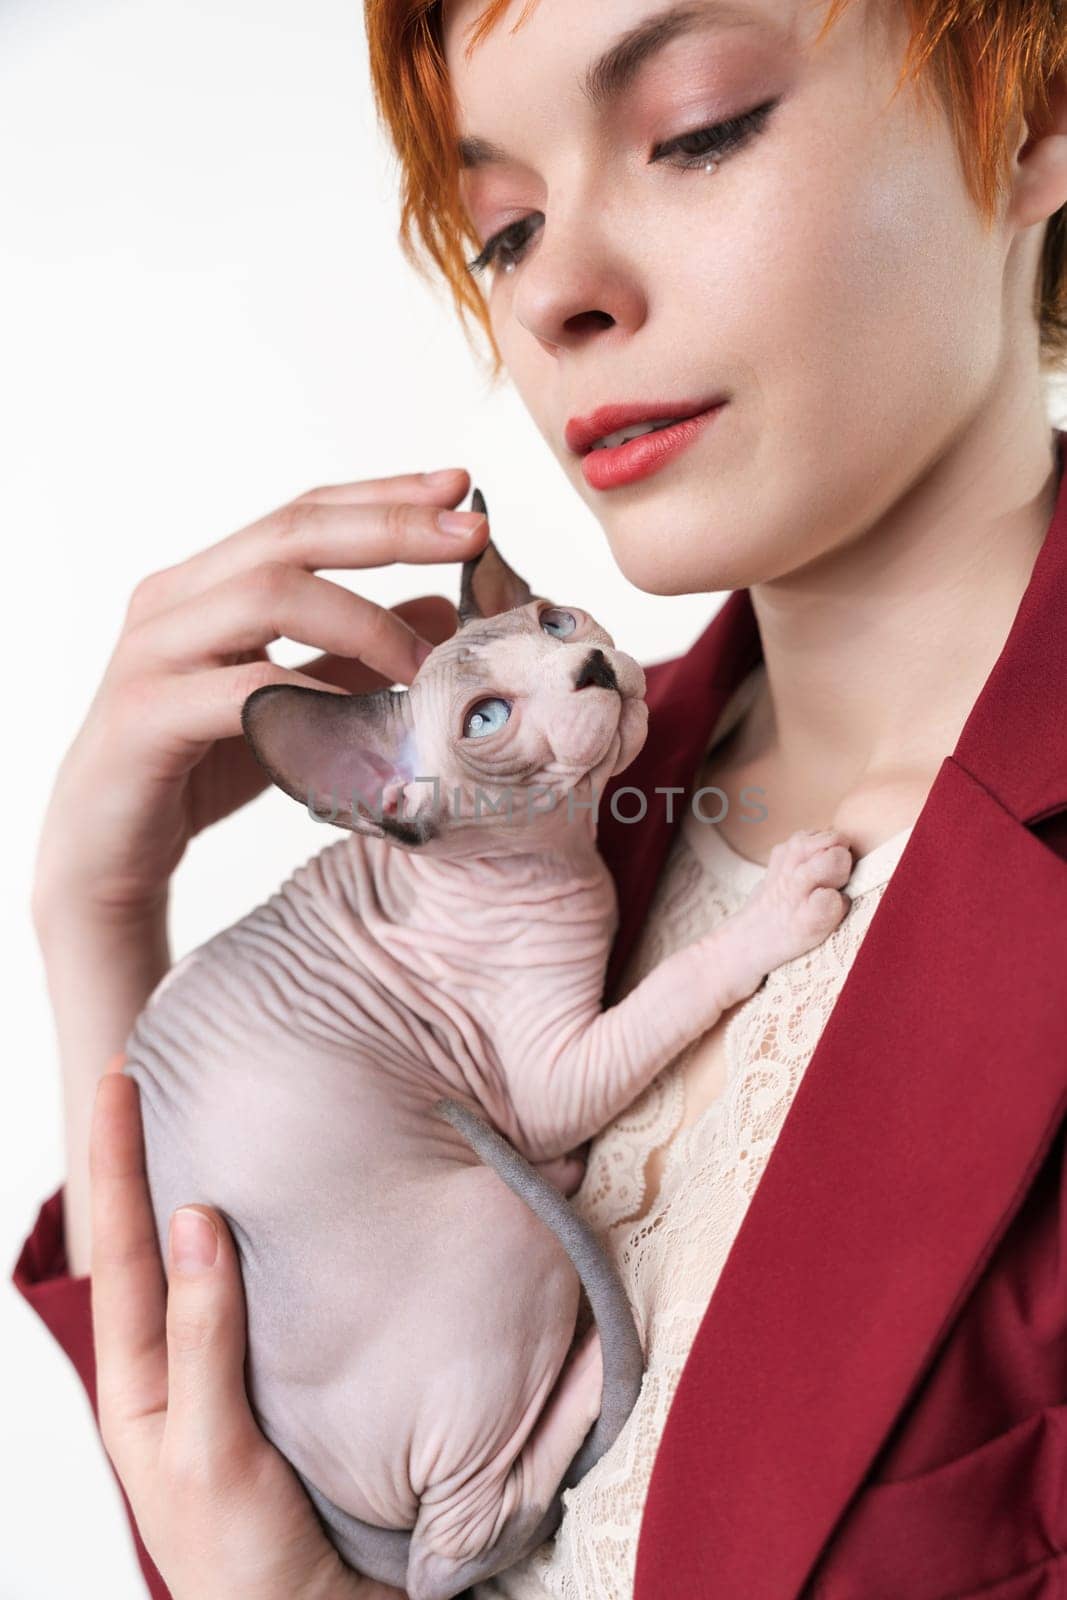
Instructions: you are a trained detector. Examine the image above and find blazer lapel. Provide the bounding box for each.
[596,433,1067,1600]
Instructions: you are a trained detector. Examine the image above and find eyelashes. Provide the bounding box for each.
[661,98,777,171]
[465,97,779,280]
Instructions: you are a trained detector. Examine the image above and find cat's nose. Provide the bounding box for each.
[573,647,619,693]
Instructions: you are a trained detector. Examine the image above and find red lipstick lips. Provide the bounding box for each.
[564,395,727,457]
[567,397,728,492]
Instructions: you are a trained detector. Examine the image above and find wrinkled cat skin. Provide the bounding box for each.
[124,494,853,1600]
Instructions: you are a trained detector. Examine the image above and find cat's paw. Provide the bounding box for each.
[738,827,853,974]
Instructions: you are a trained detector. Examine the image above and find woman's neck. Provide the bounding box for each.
[741,408,1062,802]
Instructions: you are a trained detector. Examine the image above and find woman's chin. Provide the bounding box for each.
[600,531,721,597]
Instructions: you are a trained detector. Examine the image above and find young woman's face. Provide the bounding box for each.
[441,0,1032,595]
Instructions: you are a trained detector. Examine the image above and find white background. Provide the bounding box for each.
[4,5,1066,1597]
[0,2,726,1595]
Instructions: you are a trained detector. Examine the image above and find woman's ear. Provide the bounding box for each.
[1010,63,1067,229]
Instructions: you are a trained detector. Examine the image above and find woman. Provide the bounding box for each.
[15,0,1067,1596]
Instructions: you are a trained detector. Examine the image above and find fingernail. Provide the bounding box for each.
[422,468,463,485]
[171,1207,218,1273]
[437,511,486,537]
[414,637,435,667]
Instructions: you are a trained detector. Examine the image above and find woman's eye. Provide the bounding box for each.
[464,98,778,280]
[463,696,512,739]
[539,608,577,639]
[466,216,542,280]
[653,98,779,172]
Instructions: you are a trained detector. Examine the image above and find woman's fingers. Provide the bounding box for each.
[162,1204,259,1472]
[117,495,483,690]
[91,1069,263,1480]
[125,563,441,687]
[111,589,462,759]
[125,470,484,626]
[103,595,456,768]
[292,471,469,505]
[296,593,460,696]
[90,1073,169,1457]
[111,660,350,760]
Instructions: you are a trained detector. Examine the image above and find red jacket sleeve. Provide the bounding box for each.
[11,1184,174,1600]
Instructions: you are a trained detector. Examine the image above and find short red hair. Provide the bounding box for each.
[364,0,1067,381]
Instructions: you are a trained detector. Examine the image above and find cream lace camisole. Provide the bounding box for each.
[472,663,916,1600]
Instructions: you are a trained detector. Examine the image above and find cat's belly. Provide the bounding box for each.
[245,1161,582,1530]
[123,912,582,1533]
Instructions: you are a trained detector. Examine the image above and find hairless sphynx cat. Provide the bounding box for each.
[123,488,853,1599]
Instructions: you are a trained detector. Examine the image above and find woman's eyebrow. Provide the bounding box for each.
[457,0,760,171]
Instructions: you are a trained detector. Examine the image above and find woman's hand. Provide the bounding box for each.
[90,1063,409,1600]
[33,467,487,924]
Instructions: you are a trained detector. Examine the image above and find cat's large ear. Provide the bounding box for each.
[240,684,436,846]
[457,488,535,624]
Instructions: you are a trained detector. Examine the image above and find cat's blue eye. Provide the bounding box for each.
[463,696,512,739]
[540,608,577,639]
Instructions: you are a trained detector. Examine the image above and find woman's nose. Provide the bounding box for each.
[511,204,646,352]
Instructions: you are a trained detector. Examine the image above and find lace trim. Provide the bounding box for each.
[473,686,916,1598]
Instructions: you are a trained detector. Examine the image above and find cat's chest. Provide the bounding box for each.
[132,834,618,1073]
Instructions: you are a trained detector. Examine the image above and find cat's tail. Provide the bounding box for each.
[431,1095,645,1492]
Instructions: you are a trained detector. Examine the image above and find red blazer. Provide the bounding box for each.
[13,427,1067,1599]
